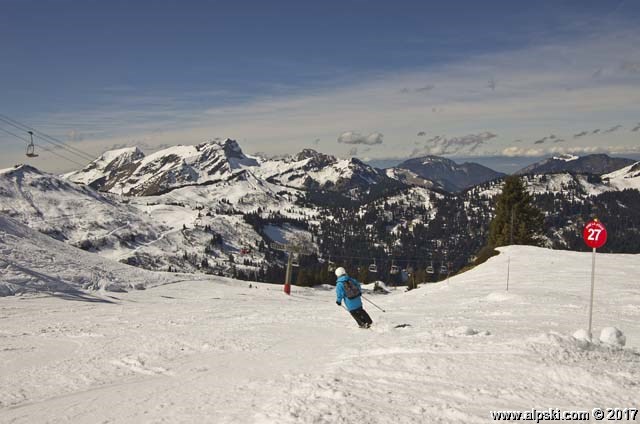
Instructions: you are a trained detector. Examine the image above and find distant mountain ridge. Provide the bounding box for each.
[65,139,260,196]
[3,139,640,284]
[66,140,396,198]
[390,156,505,192]
[514,154,636,176]
[254,148,391,193]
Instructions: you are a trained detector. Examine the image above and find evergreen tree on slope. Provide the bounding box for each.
[488,176,544,247]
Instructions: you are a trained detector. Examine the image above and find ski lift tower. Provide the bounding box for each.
[271,238,315,295]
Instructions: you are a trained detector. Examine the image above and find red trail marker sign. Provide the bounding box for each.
[582,219,607,340]
[583,220,607,249]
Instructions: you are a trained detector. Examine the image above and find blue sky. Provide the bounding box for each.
[1,0,639,172]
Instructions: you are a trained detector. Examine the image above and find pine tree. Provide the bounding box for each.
[488,176,544,247]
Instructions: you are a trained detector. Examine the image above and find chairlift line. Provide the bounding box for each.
[0,114,95,162]
[0,125,87,167]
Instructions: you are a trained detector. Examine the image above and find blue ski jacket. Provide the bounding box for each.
[336,275,363,311]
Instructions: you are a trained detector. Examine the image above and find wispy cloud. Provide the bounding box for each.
[337,131,384,145]
[604,124,623,133]
[400,84,435,94]
[621,61,640,74]
[591,67,604,79]
[417,131,426,136]
[632,123,640,132]
[411,132,497,156]
[415,84,435,93]
[533,134,557,145]
[573,131,589,138]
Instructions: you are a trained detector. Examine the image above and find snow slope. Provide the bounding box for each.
[602,161,640,191]
[1,245,638,423]
[0,214,179,296]
[62,146,144,187]
[0,164,163,251]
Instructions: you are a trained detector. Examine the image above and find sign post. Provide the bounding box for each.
[582,218,607,340]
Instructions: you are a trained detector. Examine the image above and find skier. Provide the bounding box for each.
[334,267,373,328]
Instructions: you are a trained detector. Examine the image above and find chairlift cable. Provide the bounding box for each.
[0,114,95,162]
[0,125,87,167]
[0,114,96,160]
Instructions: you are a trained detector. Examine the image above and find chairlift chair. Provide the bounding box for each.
[368,259,378,273]
[291,253,299,267]
[426,262,434,274]
[390,264,400,275]
[25,131,38,158]
[440,264,448,274]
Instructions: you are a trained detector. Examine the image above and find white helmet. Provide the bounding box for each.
[335,267,347,277]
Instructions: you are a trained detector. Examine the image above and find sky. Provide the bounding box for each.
[1,0,639,173]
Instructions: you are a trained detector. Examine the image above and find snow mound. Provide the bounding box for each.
[446,326,491,337]
[527,332,596,361]
[361,281,392,293]
[526,331,637,362]
[572,328,591,342]
[484,291,521,302]
[373,281,392,293]
[600,327,626,347]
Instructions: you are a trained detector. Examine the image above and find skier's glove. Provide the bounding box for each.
[336,301,341,306]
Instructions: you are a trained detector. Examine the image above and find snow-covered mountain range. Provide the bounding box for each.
[2,138,639,285]
[65,139,393,198]
[65,139,259,196]
[514,153,636,176]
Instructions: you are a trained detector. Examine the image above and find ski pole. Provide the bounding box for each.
[361,295,386,313]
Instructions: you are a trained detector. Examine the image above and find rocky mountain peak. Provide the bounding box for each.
[294,149,336,166]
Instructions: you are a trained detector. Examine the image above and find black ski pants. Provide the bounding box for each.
[349,307,373,327]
